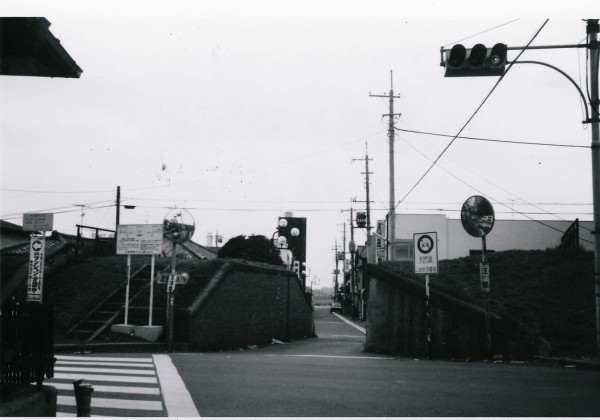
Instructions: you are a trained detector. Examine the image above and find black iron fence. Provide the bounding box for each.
[1,302,55,389]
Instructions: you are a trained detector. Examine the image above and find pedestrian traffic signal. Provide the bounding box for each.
[443,43,507,77]
[293,261,300,275]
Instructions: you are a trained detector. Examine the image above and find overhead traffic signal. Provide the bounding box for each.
[442,43,507,77]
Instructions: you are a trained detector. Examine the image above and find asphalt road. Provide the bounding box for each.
[170,306,600,417]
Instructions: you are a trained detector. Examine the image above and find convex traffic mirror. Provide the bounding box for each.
[163,209,195,243]
[461,196,495,237]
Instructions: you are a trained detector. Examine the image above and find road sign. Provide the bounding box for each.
[414,232,438,275]
[27,235,45,302]
[116,224,163,255]
[480,262,490,293]
[23,213,53,232]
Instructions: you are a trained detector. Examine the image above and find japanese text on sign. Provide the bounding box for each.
[27,235,45,302]
[414,232,439,275]
[116,224,164,255]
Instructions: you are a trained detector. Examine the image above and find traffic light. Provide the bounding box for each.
[293,261,300,275]
[443,43,507,77]
[301,262,308,276]
[356,212,367,228]
[277,216,306,263]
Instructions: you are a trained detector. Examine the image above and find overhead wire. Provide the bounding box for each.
[395,19,550,210]
[442,19,520,48]
[400,131,593,229]
[394,127,589,148]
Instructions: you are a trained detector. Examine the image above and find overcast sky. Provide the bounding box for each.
[1,1,598,288]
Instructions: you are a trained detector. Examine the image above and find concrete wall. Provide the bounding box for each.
[393,214,592,260]
[178,261,314,351]
[365,265,544,359]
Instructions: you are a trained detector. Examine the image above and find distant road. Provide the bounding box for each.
[170,307,600,417]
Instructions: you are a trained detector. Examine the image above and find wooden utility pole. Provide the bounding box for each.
[370,71,401,260]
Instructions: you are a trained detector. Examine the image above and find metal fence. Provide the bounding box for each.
[1,302,55,389]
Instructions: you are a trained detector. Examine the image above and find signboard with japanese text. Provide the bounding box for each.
[27,235,45,302]
[23,213,53,232]
[116,224,164,255]
[413,232,438,275]
[480,262,490,293]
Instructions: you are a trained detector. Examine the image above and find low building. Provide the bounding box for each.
[379,214,592,262]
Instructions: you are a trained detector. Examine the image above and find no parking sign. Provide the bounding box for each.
[414,232,438,275]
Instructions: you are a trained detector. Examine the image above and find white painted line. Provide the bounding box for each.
[57,355,152,363]
[330,334,365,338]
[56,366,156,375]
[49,381,160,395]
[57,395,164,411]
[56,360,155,368]
[153,354,200,417]
[53,372,158,384]
[280,354,394,360]
[333,313,366,334]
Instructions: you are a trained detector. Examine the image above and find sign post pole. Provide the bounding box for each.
[481,236,492,358]
[149,254,155,326]
[414,232,438,359]
[124,255,131,325]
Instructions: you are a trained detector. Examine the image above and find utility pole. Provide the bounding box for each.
[349,199,357,319]
[352,143,374,238]
[116,186,121,229]
[332,241,340,303]
[587,19,600,358]
[370,70,401,260]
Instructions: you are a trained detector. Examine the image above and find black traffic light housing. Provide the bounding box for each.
[443,43,507,77]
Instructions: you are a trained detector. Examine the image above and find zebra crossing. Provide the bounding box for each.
[46,354,168,417]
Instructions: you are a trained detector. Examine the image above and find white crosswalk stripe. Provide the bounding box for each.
[45,354,167,417]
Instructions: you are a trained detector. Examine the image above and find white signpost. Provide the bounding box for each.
[23,213,53,303]
[116,224,163,327]
[414,232,439,359]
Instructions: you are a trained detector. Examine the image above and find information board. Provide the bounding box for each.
[413,232,439,275]
[23,213,54,232]
[116,224,163,255]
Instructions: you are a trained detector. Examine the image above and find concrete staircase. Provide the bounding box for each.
[63,263,166,343]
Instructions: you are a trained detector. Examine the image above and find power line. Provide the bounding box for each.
[396,19,550,209]
[394,127,589,149]
[442,19,520,48]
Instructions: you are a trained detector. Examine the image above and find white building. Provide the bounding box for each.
[382,214,592,261]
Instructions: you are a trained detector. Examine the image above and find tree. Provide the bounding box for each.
[217,235,284,266]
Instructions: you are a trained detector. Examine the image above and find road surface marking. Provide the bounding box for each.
[57,395,163,411]
[333,313,366,333]
[52,372,158,384]
[56,360,155,368]
[55,366,156,375]
[57,355,152,363]
[50,382,160,395]
[48,354,166,417]
[153,354,200,417]
[277,354,395,360]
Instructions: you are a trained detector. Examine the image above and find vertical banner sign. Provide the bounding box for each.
[27,235,45,302]
[413,232,438,274]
